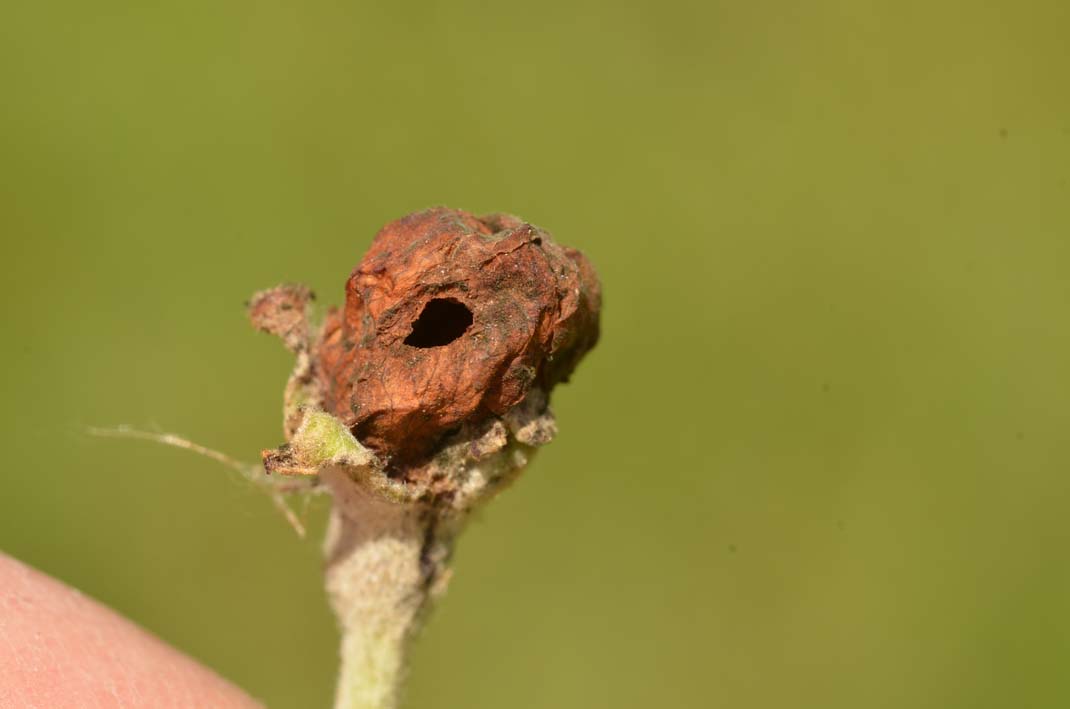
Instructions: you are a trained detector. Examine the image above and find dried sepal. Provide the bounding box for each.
[247,284,323,439]
[247,283,314,354]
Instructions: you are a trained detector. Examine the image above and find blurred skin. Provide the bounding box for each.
[0,553,260,708]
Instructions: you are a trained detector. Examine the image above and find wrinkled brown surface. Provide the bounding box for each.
[317,207,600,466]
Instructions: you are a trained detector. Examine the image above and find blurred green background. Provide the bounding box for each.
[2,1,1069,707]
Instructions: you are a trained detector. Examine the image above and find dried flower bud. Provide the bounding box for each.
[316,207,600,468]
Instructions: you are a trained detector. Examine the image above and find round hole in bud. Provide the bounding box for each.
[403,298,473,348]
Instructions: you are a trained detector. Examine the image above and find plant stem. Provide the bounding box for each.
[321,467,431,709]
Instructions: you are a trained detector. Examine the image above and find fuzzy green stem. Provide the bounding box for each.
[321,467,430,709]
